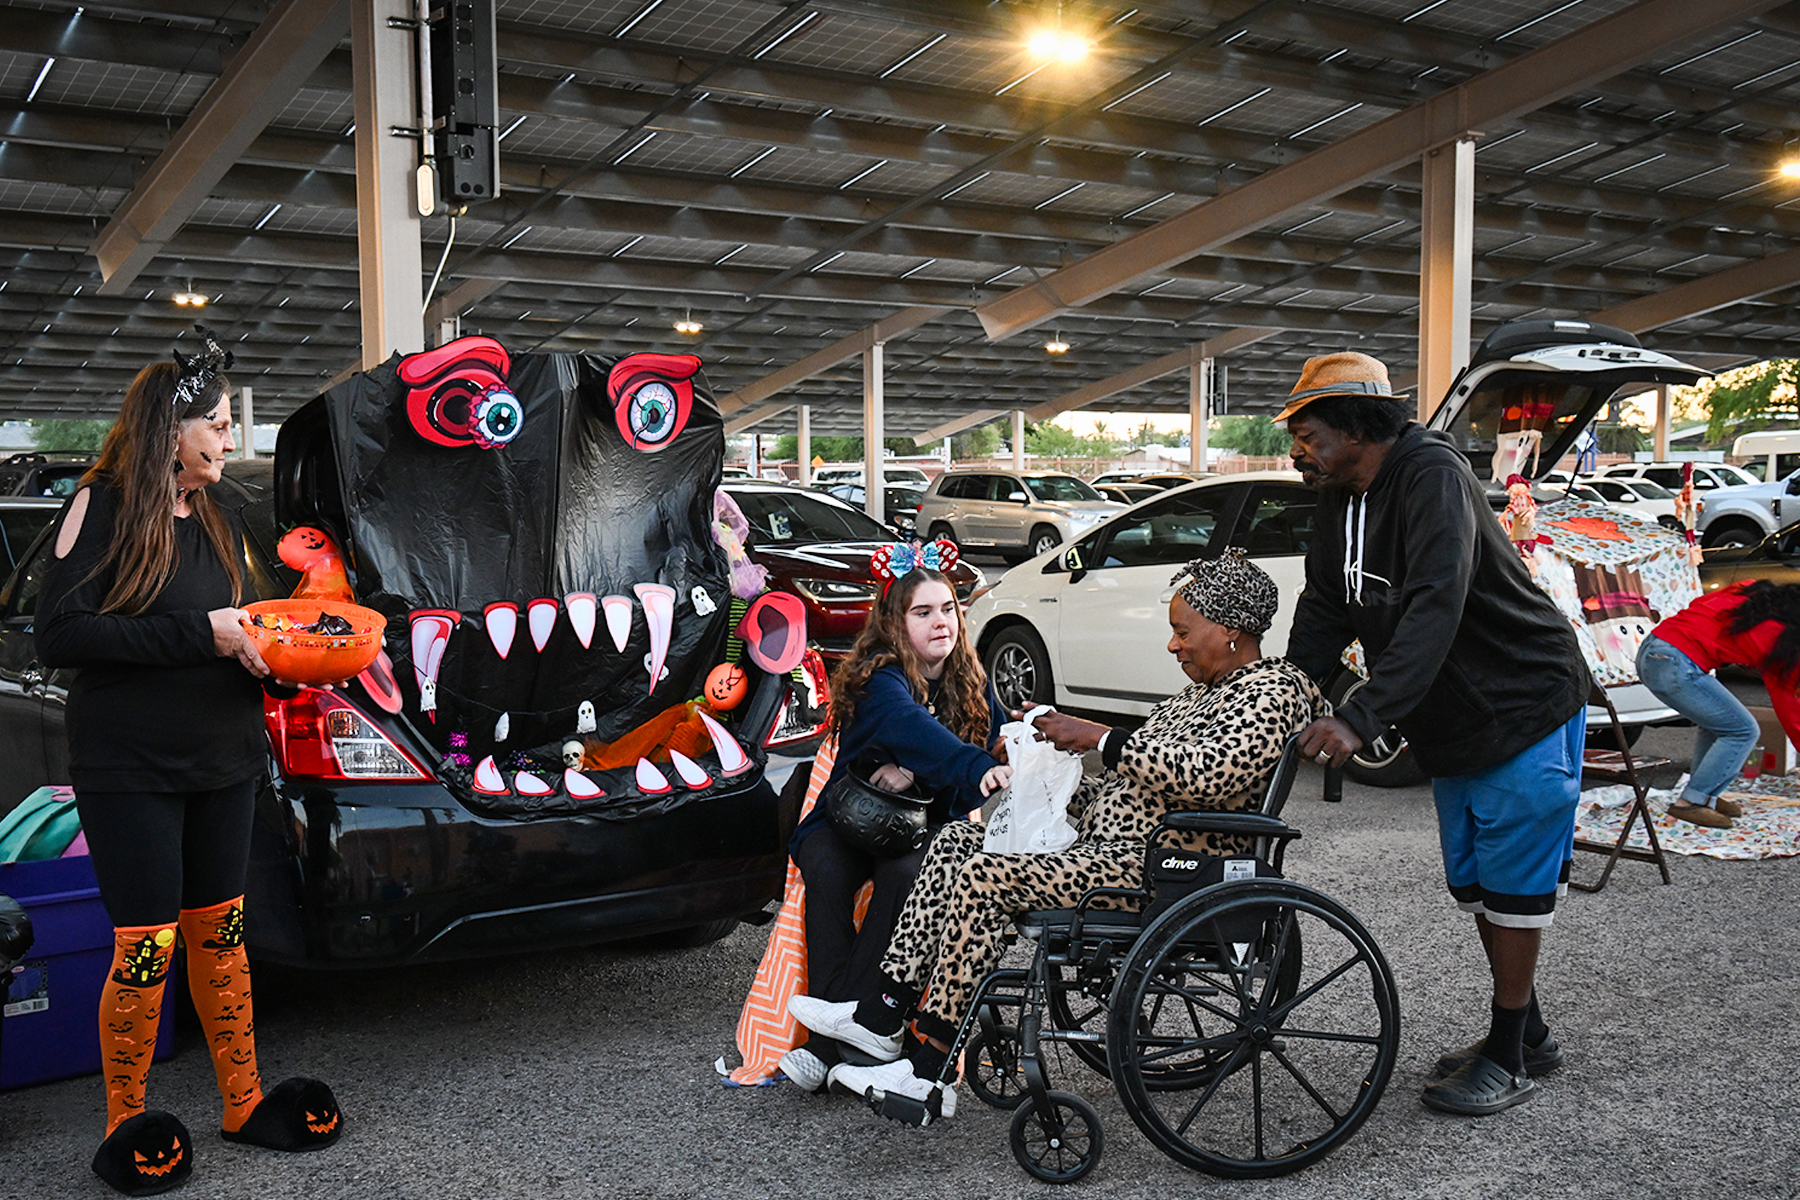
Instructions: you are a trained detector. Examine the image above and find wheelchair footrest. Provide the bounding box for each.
[869,1086,949,1127]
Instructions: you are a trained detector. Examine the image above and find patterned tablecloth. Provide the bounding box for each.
[1580,772,1800,860]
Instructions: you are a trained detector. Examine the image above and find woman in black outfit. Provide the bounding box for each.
[38,334,342,1197]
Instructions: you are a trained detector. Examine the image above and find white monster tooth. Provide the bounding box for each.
[564,769,604,799]
[668,749,712,789]
[484,601,519,659]
[601,595,633,653]
[634,583,676,694]
[514,771,554,796]
[494,712,509,742]
[409,610,457,719]
[635,757,673,795]
[527,598,559,652]
[472,755,509,795]
[565,592,598,649]
[697,709,752,776]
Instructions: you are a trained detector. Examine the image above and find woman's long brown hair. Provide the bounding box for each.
[826,568,990,747]
[78,360,243,615]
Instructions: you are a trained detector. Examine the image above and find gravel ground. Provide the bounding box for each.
[6,722,1799,1200]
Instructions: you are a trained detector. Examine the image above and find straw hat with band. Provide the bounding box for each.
[1274,352,1410,423]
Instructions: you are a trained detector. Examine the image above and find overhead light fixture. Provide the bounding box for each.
[1781,158,1800,179]
[1026,18,1091,65]
[173,279,207,307]
[674,308,704,335]
[1044,331,1070,354]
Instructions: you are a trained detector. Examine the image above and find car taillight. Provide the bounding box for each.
[265,689,430,780]
[764,647,831,749]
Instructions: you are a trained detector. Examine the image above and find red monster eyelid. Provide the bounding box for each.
[606,353,701,451]
[399,337,510,385]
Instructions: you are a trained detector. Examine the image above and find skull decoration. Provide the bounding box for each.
[562,740,586,769]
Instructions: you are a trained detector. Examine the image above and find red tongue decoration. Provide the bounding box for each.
[737,591,806,674]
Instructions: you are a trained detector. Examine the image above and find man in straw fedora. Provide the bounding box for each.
[1278,351,1591,1117]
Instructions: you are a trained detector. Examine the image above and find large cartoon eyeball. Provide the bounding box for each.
[607,353,701,452]
[471,386,523,449]
[399,336,514,449]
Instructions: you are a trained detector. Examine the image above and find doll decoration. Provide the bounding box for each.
[710,488,770,600]
[1498,474,1552,573]
[1677,462,1704,566]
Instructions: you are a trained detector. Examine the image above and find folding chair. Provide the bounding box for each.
[1570,684,1672,893]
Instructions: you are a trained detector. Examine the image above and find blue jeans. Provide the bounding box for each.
[1636,635,1760,806]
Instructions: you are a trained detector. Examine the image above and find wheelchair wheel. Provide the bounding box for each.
[1106,880,1398,1179]
[964,1026,1030,1110]
[1010,1090,1103,1184]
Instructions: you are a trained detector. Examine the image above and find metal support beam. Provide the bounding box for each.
[352,0,425,368]
[863,343,885,525]
[719,307,949,413]
[1653,384,1671,460]
[913,409,1006,447]
[1190,359,1210,473]
[1012,410,1026,472]
[1418,137,1475,420]
[724,404,792,435]
[239,385,255,460]
[1024,328,1280,423]
[974,0,1789,341]
[425,278,504,346]
[797,405,812,486]
[91,0,351,294]
[1591,246,1800,333]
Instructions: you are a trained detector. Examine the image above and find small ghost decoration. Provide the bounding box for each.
[494,712,510,742]
[691,586,717,616]
[562,740,585,769]
[576,700,597,734]
[642,652,669,682]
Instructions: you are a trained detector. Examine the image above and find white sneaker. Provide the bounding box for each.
[786,995,903,1062]
[827,1059,956,1119]
[777,1046,828,1093]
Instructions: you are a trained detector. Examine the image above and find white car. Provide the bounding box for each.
[1543,472,1682,530]
[916,470,1123,561]
[1598,460,1757,493]
[811,465,933,489]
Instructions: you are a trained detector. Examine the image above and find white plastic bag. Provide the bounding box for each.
[983,706,1081,855]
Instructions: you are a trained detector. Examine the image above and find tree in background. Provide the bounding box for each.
[1595,423,1648,455]
[28,419,113,453]
[1023,421,1114,457]
[1690,359,1800,444]
[766,434,915,462]
[1211,414,1291,457]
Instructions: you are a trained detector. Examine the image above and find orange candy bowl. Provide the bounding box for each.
[241,600,387,686]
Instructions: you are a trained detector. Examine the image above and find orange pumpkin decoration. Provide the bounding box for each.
[705,662,749,710]
[241,600,387,686]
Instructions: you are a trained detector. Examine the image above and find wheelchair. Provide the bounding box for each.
[870,737,1401,1183]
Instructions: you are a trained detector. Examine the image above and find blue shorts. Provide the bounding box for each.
[1431,710,1585,929]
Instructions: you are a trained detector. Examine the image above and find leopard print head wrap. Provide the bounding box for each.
[1169,548,1277,637]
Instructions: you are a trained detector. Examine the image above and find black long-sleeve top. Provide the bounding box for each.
[1285,423,1589,778]
[36,479,268,792]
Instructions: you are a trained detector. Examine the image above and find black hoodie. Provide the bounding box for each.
[1287,423,1589,778]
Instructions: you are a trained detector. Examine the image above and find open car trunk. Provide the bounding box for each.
[274,344,776,818]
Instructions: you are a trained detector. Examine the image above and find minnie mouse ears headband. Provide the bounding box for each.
[171,324,233,410]
[869,538,959,591]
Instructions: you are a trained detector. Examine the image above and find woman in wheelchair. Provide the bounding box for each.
[781,558,1011,1092]
[801,549,1325,1114]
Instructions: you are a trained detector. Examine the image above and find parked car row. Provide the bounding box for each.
[917,470,1124,561]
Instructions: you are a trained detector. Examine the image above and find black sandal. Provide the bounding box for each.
[1421,1054,1537,1116]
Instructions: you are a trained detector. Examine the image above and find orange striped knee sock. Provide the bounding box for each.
[98,923,178,1135]
[178,898,263,1133]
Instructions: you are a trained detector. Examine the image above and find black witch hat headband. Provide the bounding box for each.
[170,324,234,411]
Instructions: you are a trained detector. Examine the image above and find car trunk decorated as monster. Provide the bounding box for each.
[313,340,767,814]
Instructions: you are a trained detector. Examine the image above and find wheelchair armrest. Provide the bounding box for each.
[1154,812,1300,841]
[1065,886,1148,944]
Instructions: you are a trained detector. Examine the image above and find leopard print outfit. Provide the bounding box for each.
[879,656,1324,1034]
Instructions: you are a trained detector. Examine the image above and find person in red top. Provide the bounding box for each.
[1637,581,1800,828]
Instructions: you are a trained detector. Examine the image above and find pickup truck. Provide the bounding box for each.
[1698,471,1800,548]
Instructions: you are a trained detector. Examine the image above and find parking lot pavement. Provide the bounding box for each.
[7,728,1799,1200]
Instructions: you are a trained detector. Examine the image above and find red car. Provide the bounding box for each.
[723,481,986,663]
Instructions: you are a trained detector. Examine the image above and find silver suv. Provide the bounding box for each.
[916,470,1122,561]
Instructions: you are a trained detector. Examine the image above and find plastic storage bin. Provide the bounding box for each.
[1,855,178,1090]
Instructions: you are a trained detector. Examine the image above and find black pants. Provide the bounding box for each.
[75,778,256,928]
[792,821,929,1003]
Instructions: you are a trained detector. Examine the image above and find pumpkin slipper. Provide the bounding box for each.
[221,1077,344,1151]
[92,1110,193,1196]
